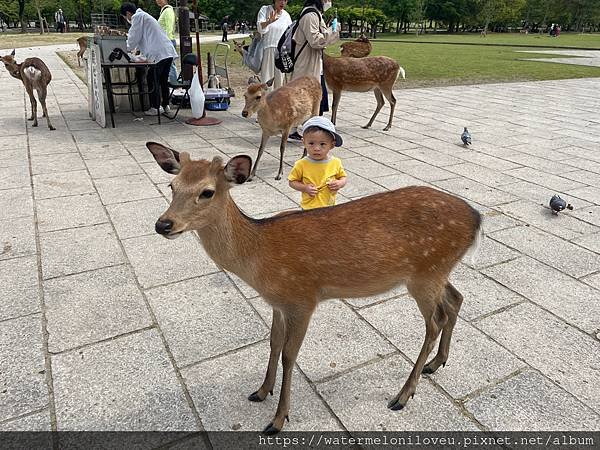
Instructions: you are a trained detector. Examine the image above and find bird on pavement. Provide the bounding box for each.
[461,127,471,146]
[549,195,573,214]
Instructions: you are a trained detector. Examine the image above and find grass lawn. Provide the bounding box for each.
[0,31,86,50]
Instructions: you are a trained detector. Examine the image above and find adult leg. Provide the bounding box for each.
[159,58,173,109]
[147,65,160,110]
[168,40,178,83]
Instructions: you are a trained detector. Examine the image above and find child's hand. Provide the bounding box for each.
[304,184,318,197]
[327,179,343,191]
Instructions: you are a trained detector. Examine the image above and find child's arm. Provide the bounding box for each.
[289,180,318,197]
[327,176,346,192]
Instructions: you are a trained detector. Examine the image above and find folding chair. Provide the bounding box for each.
[167,53,197,119]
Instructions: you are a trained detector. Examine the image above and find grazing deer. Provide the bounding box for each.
[232,39,249,58]
[0,50,55,131]
[76,36,88,67]
[147,143,483,434]
[340,33,372,58]
[324,53,405,131]
[242,76,321,181]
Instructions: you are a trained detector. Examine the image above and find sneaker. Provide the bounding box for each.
[287,131,302,142]
[144,106,164,116]
[163,105,171,113]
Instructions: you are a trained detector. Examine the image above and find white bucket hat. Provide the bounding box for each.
[300,116,343,147]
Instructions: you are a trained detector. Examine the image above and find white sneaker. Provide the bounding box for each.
[163,105,171,113]
[144,106,164,116]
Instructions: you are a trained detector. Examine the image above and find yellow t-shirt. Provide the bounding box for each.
[288,156,347,210]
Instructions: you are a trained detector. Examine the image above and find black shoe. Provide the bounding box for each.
[287,132,302,142]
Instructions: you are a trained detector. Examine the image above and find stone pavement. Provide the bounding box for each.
[519,49,600,67]
[1,43,600,437]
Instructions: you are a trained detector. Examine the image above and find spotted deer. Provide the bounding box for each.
[146,143,483,435]
[76,36,88,67]
[324,53,405,131]
[0,50,55,130]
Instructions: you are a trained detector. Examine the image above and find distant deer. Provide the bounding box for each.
[76,36,88,67]
[147,143,483,434]
[242,76,321,180]
[232,39,249,58]
[0,50,55,130]
[340,33,372,58]
[324,53,405,131]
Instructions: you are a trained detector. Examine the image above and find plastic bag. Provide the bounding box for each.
[189,67,205,119]
[244,34,263,75]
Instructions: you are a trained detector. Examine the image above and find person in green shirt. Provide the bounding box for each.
[156,0,178,83]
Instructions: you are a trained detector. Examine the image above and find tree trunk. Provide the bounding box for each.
[19,0,27,32]
[37,8,44,34]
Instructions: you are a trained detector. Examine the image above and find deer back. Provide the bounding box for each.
[323,54,399,91]
[21,58,52,86]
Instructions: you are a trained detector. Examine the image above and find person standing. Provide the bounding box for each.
[257,0,292,91]
[221,16,229,42]
[156,0,178,83]
[121,2,178,116]
[55,9,65,33]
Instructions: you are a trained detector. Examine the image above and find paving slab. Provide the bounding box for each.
[36,193,108,233]
[0,216,37,261]
[0,256,40,321]
[33,170,95,200]
[0,187,33,220]
[106,197,169,239]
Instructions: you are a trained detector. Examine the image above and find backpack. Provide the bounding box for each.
[274,7,320,74]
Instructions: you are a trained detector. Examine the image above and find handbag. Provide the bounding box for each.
[244,33,264,75]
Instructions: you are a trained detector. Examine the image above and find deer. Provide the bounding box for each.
[76,36,88,67]
[323,53,405,131]
[340,32,372,58]
[146,142,483,435]
[0,50,55,131]
[241,76,321,181]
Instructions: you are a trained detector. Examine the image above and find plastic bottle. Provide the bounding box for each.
[331,10,338,32]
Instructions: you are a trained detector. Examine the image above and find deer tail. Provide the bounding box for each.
[24,66,42,82]
[397,66,406,80]
[465,208,484,266]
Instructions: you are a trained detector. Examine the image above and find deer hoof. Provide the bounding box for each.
[28,117,34,121]
[361,125,371,129]
[383,126,391,131]
[32,122,38,127]
[274,175,282,181]
[262,422,281,435]
[248,391,266,402]
[49,126,56,131]
[388,399,405,411]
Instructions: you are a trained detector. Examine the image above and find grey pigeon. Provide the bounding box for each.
[461,127,471,146]
[549,195,573,214]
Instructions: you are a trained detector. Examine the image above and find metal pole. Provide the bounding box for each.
[193,0,203,86]
[178,0,193,81]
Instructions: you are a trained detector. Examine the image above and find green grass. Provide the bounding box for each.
[0,32,87,50]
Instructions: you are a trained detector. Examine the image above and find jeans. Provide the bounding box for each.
[148,57,173,110]
[168,40,178,84]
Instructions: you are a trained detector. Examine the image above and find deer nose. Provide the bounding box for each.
[155,219,173,235]
[241,111,248,118]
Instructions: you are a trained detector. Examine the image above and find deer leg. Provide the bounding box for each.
[331,90,341,125]
[388,280,447,411]
[249,309,284,402]
[249,132,270,182]
[37,88,55,131]
[263,308,313,435]
[381,87,397,131]
[423,282,464,374]
[275,127,291,181]
[25,84,37,124]
[363,88,385,130]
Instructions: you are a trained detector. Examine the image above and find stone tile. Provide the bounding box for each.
[562,169,600,187]
[359,298,523,399]
[36,194,107,232]
[570,205,600,227]
[476,303,600,413]
[466,235,518,269]
[40,224,125,279]
[77,142,130,160]
[499,181,592,210]
[466,370,600,430]
[250,299,395,381]
[106,197,169,239]
[400,147,463,167]
[454,151,522,171]
[0,410,51,431]
[434,178,518,207]
[140,161,173,184]
[481,210,522,233]
[505,167,585,192]
[490,226,600,278]
[0,216,36,261]
[230,181,297,215]
[444,163,518,187]
[44,266,151,352]
[345,285,408,309]
[0,187,33,220]
[567,186,600,206]
[572,232,600,253]
[30,153,85,175]
[147,273,266,366]
[342,156,398,179]
[317,355,478,431]
[33,170,95,200]
[182,342,342,431]
[582,272,600,290]
[0,256,40,321]
[339,174,386,199]
[0,165,30,190]
[391,159,456,182]
[84,155,143,179]
[0,315,47,422]
[122,233,219,289]
[52,329,197,430]
[94,173,161,205]
[503,153,581,175]
[450,264,523,321]
[350,145,411,164]
[372,172,430,191]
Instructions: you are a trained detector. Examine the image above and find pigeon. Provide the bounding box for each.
[549,195,573,214]
[461,127,471,146]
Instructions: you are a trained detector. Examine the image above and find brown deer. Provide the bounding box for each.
[146,143,482,434]
[323,53,405,131]
[0,50,55,131]
[76,36,88,67]
[242,76,321,181]
[340,33,372,58]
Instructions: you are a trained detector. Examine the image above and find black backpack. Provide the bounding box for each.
[274,7,320,74]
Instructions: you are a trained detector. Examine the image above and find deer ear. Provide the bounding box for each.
[266,77,275,87]
[224,155,252,184]
[146,142,181,174]
[10,49,15,57]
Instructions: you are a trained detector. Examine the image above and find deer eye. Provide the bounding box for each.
[199,189,214,199]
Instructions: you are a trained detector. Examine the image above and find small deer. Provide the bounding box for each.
[0,50,55,131]
[242,76,321,181]
[340,33,372,58]
[76,36,87,67]
[147,143,482,434]
[324,53,405,131]
[232,39,249,59]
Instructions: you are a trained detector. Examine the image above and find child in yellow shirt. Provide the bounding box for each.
[288,116,347,210]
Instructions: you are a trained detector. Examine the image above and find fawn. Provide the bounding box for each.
[147,143,482,434]
[0,50,55,131]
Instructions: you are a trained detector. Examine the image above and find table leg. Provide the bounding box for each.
[103,66,115,128]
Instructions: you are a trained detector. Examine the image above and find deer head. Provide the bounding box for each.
[241,78,274,118]
[0,49,21,79]
[146,142,251,238]
[232,39,246,56]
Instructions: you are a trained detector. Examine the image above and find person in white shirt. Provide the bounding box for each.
[120,2,178,116]
[256,0,292,91]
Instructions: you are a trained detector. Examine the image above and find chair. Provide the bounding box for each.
[167,53,197,119]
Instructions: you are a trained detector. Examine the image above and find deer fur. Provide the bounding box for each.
[241,76,321,181]
[323,53,405,131]
[232,39,249,59]
[0,50,55,131]
[76,36,88,67]
[340,33,372,58]
[146,143,483,435]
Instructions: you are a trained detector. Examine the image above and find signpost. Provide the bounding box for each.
[89,44,106,128]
